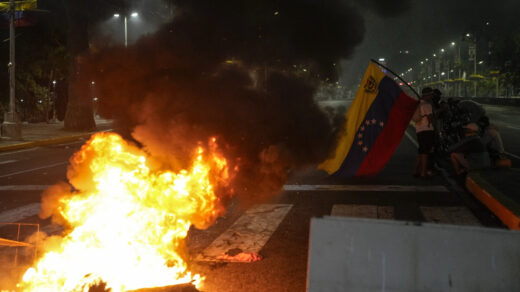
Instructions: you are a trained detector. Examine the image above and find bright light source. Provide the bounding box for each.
[420,61,424,64]
[378,58,385,62]
[441,72,446,76]
[478,60,484,64]
[52,80,56,85]
[131,12,139,17]
[408,68,412,71]
[91,81,95,85]
[433,53,437,57]
[425,58,429,61]
[114,13,120,17]
[466,33,471,37]
[440,48,445,53]
[451,42,456,46]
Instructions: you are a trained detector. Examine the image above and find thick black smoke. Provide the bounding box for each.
[85,0,410,204]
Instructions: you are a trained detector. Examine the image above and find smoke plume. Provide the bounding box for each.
[84,0,410,204]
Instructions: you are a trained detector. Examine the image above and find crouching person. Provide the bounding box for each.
[478,116,512,169]
[448,123,491,175]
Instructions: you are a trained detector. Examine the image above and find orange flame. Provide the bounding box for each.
[19,132,230,291]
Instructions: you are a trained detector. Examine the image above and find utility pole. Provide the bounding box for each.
[473,51,477,97]
[1,0,21,139]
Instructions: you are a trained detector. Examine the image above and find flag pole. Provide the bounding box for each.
[370,59,421,99]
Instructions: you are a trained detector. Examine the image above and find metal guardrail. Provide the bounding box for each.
[0,222,39,266]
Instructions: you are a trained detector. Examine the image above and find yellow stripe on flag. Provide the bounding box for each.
[0,0,37,11]
[319,62,387,174]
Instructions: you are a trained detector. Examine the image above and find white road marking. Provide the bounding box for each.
[283,184,448,192]
[505,151,520,160]
[0,159,17,165]
[0,161,68,178]
[0,185,51,191]
[0,203,41,223]
[404,130,419,148]
[53,141,85,147]
[197,204,293,262]
[0,147,39,157]
[420,206,481,226]
[331,204,394,220]
[40,223,63,235]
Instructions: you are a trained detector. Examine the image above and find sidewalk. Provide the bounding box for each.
[0,117,113,152]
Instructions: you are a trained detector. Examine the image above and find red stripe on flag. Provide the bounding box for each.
[356,92,418,176]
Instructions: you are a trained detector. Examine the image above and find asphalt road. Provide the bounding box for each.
[0,103,515,291]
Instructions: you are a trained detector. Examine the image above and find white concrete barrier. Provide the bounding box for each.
[307,217,520,292]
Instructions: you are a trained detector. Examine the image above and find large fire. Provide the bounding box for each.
[18,132,230,291]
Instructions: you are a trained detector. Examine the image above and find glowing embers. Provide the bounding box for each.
[19,132,229,291]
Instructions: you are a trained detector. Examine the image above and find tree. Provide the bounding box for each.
[61,0,95,130]
[16,24,68,122]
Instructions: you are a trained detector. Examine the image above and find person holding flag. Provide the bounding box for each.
[319,60,419,177]
[412,87,435,178]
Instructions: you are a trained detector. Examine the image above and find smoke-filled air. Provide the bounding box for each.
[83,0,410,204]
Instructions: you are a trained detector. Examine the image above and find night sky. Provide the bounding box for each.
[342,0,520,86]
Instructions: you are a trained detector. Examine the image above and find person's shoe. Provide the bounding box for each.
[420,170,435,179]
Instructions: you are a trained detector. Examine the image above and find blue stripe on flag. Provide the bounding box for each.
[332,76,402,177]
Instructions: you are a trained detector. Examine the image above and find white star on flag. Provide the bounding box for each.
[365,120,370,125]
[380,121,384,127]
[371,118,377,124]
[360,126,365,131]
[362,146,368,152]
[358,140,363,146]
[357,133,363,138]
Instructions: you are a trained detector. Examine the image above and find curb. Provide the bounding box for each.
[466,172,520,230]
[0,133,95,153]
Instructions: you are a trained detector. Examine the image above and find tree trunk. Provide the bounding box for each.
[63,0,95,131]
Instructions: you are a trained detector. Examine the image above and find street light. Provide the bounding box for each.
[114,11,139,47]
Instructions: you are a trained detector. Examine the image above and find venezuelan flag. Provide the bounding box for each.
[0,0,37,12]
[319,61,419,177]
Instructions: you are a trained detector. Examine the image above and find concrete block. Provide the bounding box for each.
[307,217,520,292]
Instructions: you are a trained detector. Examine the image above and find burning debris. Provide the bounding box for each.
[18,133,231,291]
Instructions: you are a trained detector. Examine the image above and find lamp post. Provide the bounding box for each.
[1,0,21,138]
[114,12,139,47]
